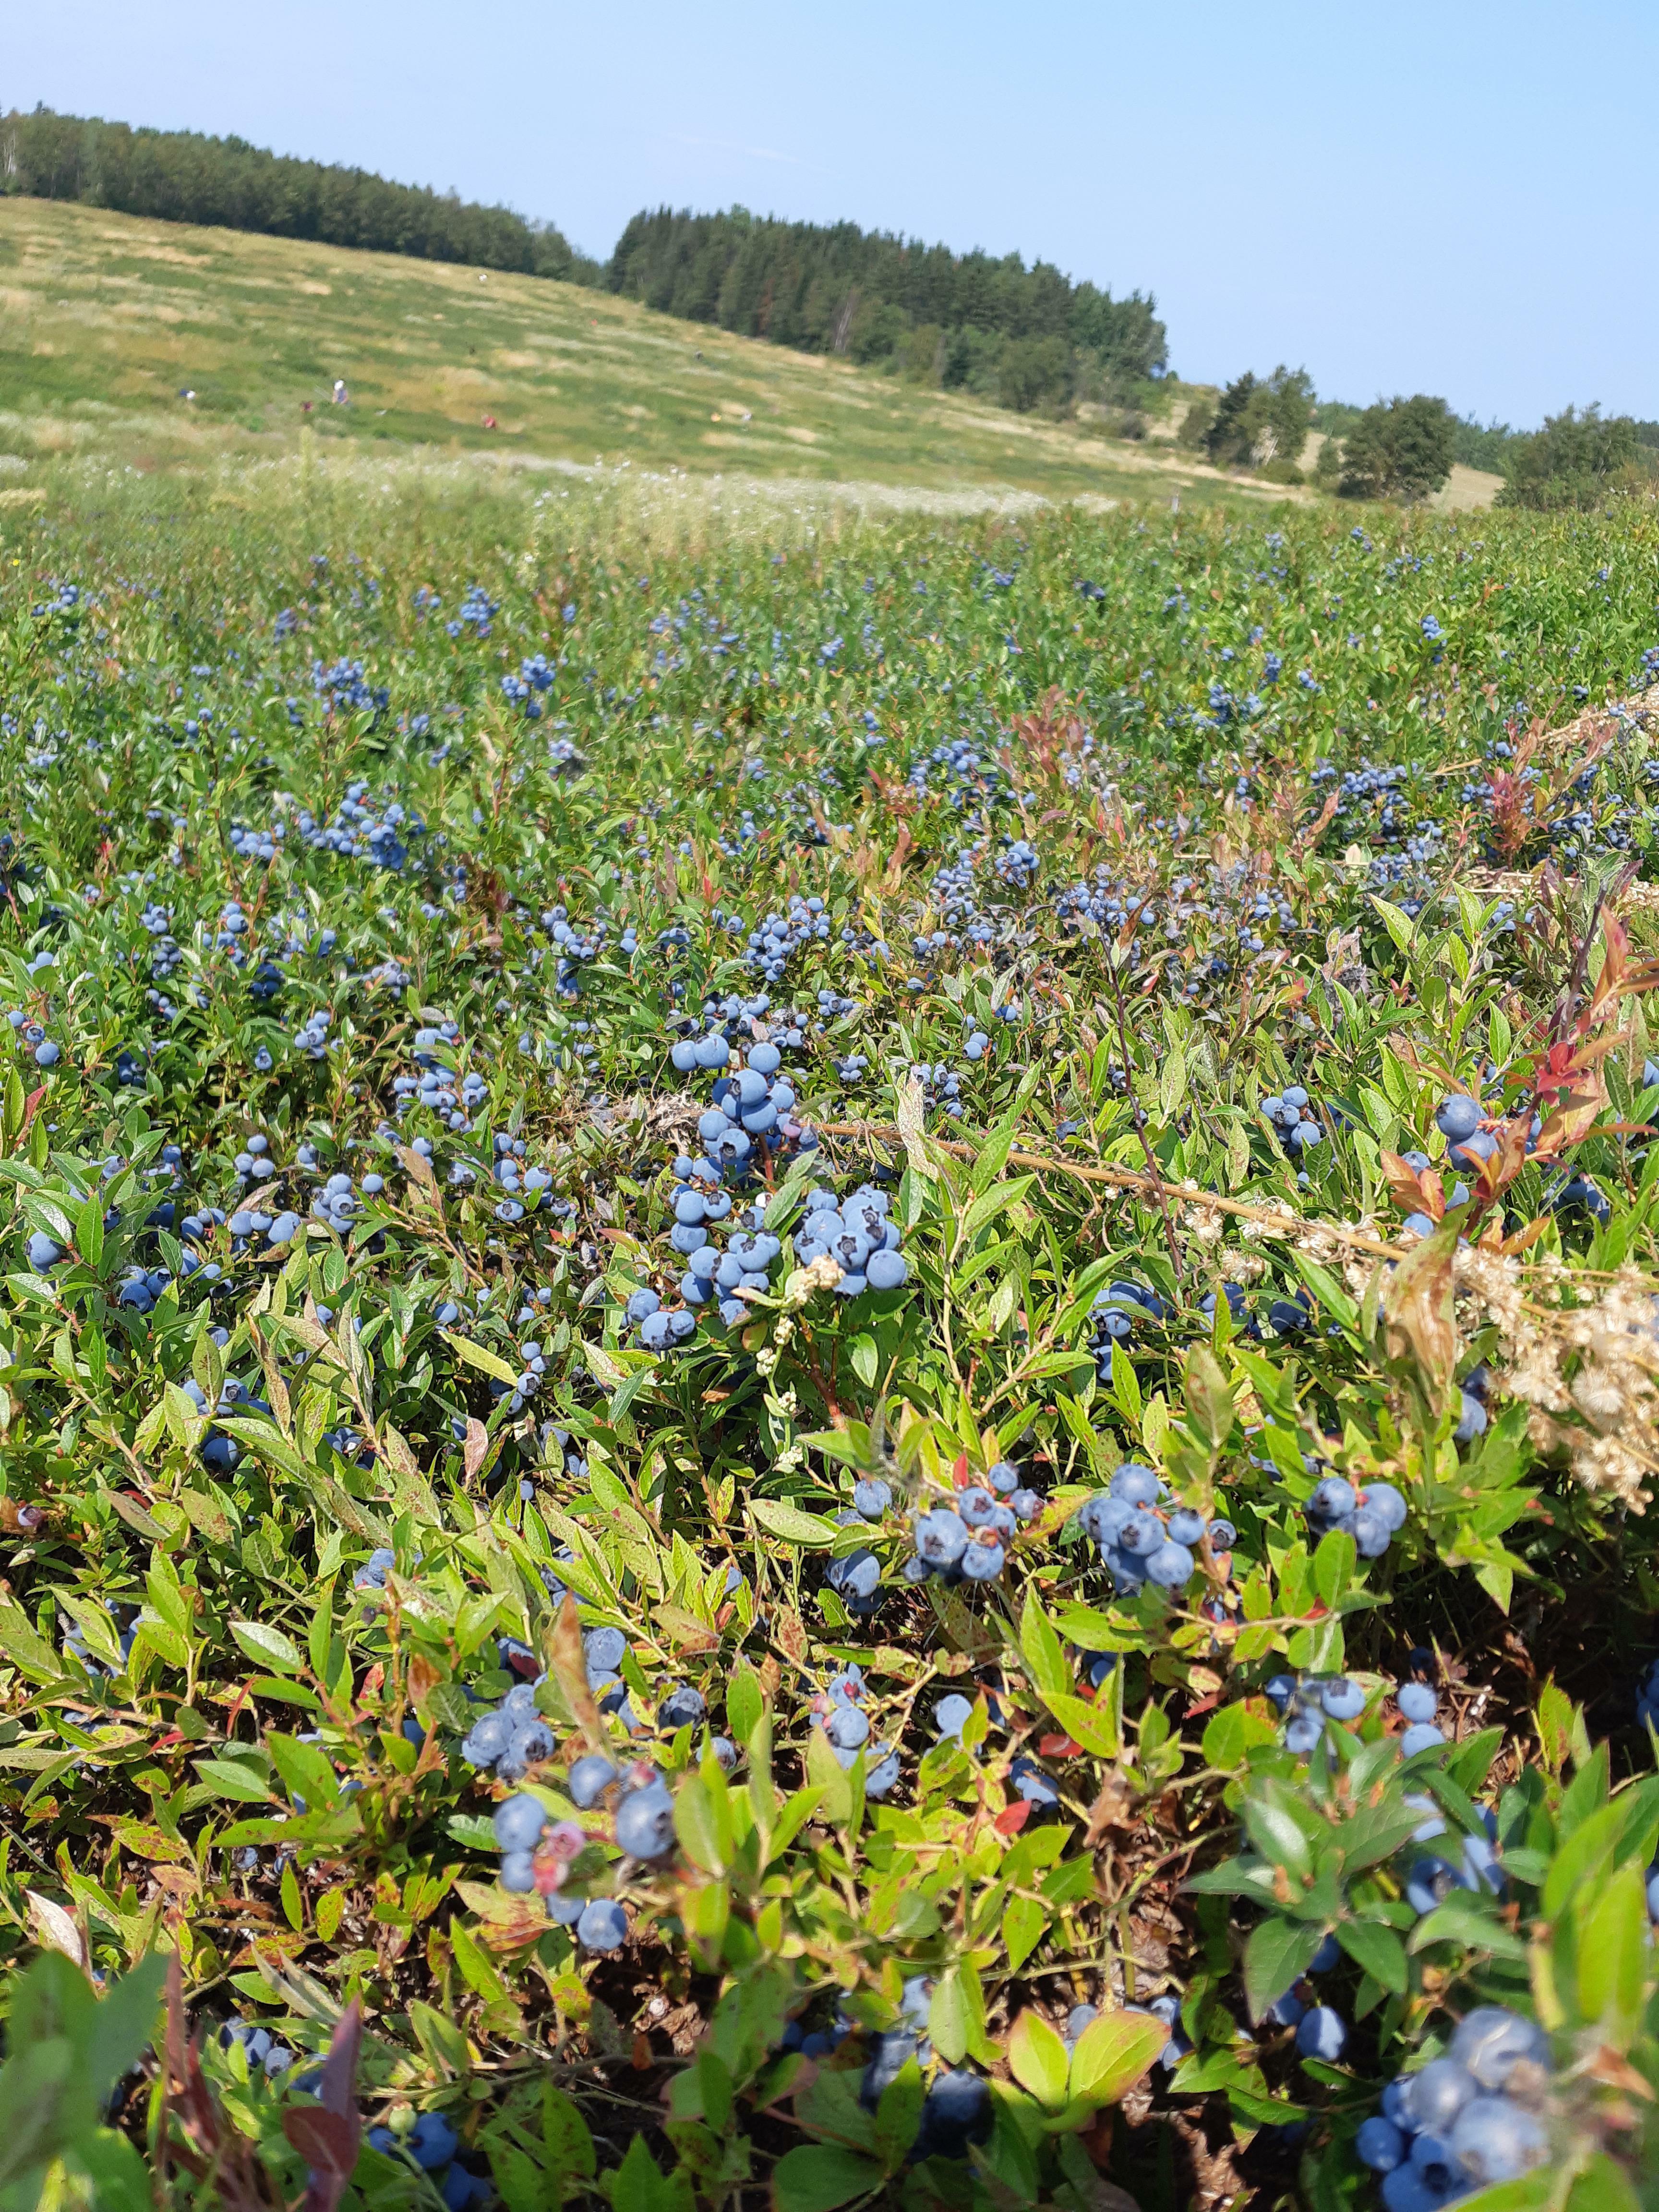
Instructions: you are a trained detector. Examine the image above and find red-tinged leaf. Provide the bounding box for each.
[1039,1733,1081,1758]
[551,1592,610,1755]
[284,2108,356,2183]
[1379,1148,1432,1214]
[994,1800,1034,1837]
[1501,1214,1556,1257]
[950,1453,970,1487]
[289,1998,362,2212]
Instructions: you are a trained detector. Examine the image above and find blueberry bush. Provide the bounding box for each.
[1,467,1659,2210]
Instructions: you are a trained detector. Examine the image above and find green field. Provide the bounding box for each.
[0,195,1300,509]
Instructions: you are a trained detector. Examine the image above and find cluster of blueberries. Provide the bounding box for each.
[1088,1279,1172,1369]
[742,894,834,983]
[490,1787,631,1950]
[363,2109,490,2209]
[1399,1090,1613,1240]
[629,1189,786,1343]
[279,785,424,873]
[461,1624,725,1787]
[1261,1084,1325,1161]
[901,1460,1042,1587]
[932,1671,1070,1811]
[1266,1670,1445,1763]
[1087,1274,1322,1372]
[486,1130,557,1224]
[813,1974,991,2160]
[4,1001,64,1068]
[630,1027,916,1349]
[1075,1463,1236,1594]
[901,1060,966,1116]
[1356,2006,1553,2201]
[391,1029,490,1132]
[793,1182,910,1295]
[1305,1471,1410,1559]
[1270,1671,1507,1914]
[669,1034,805,1162]
[804,1662,900,1796]
[219,2017,300,2081]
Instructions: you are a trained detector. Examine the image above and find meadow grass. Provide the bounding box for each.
[1,196,1296,511]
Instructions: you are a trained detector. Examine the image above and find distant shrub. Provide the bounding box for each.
[1176,391,1217,449]
[1496,403,1651,510]
[1205,365,1315,472]
[1337,394,1456,502]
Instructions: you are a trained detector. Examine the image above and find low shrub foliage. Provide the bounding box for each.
[0,475,1656,2209]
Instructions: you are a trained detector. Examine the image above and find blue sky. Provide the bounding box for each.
[6,0,1654,427]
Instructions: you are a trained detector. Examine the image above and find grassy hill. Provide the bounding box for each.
[0,195,1296,509]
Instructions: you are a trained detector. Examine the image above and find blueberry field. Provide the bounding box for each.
[2,462,1659,2212]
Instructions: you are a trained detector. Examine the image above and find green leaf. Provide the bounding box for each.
[1068,2007,1167,2104]
[727,1662,763,1748]
[750,1499,837,1549]
[1108,1339,1142,1424]
[1003,1894,1046,1974]
[75,1191,103,1271]
[0,2036,77,2194]
[1240,1792,1314,1880]
[1040,1689,1118,1758]
[847,1334,878,1390]
[1409,1897,1528,1960]
[1575,1863,1647,2039]
[54,1593,126,1671]
[1243,1916,1327,2023]
[228,1619,304,1674]
[673,1774,732,1876]
[1290,1253,1359,1333]
[0,1603,68,1682]
[266,1731,339,1811]
[1370,894,1417,952]
[983,2094,1043,2200]
[1335,1917,1408,1994]
[192,1757,276,1804]
[770,2144,882,2212]
[542,2081,597,2181]
[84,1953,167,2104]
[805,1728,853,1828]
[1313,1527,1356,1609]
[1183,1346,1235,1451]
[1201,1699,1278,1771]
[1561,2155,1645,2212]
[1018,1592,1070,1702]
[873,2059,925,2169]
[610,2135,671,2212]
[1007,2007,1069,2107]
[695,2048,733,2133]
[444,1330,520,1388]
[928,1971,971,2067]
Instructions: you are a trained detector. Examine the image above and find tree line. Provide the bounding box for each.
[0,105,594,282]
[601,206,1167,412]
[1182,369,1659,511]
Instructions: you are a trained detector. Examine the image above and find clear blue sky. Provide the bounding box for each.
[5,0,1654,428]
